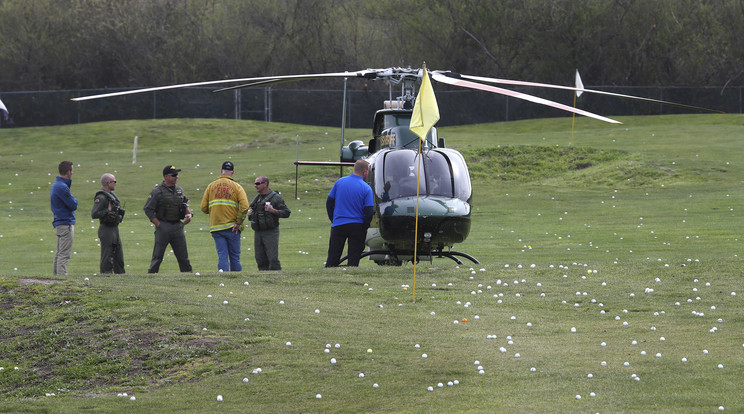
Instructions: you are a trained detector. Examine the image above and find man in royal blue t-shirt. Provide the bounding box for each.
[325,160,374,267]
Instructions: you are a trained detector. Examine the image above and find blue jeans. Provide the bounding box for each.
[211,229,242,271]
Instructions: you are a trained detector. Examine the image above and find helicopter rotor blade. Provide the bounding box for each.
[456,73,722,114]
[213,79,293,92]
[70,70,377,102]
[431,71,622,124]
[211,71,396,92]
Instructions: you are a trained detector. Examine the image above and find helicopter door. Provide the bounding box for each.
[435,149,472,203]
[423,150,454,198]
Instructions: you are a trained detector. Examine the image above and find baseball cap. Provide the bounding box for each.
[221,161,234,171]
[163,165,181,176]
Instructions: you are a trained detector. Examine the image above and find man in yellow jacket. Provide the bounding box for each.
[200,161,250,272]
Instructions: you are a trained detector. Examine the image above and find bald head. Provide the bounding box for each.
[101,173,117,191]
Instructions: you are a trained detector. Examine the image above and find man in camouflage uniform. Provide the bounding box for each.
[91,173,125,274]
[143,165,193,273]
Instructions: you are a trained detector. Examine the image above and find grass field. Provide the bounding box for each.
[0,115,743,413]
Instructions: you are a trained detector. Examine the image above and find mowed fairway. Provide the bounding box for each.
[1,115,743,413]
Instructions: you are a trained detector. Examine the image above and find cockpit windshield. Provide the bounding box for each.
[376,149,471,202]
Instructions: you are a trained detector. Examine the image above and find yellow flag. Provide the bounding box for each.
[410,68,440,141]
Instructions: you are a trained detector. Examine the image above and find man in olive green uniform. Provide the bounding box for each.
[91,173,125,274]
[249,176,291,270]
[143,165,194,273]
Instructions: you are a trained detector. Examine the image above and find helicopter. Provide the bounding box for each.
[72,67,719,266]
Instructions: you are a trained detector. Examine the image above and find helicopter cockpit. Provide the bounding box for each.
[373,148,471,203]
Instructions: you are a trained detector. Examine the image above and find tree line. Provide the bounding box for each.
[1,0,743,93]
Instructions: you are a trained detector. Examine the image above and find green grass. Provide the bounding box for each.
[0,115,743,412]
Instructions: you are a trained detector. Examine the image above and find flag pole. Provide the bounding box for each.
[412,139,422,303]
[409,64,440,303]
[571,92,577,146]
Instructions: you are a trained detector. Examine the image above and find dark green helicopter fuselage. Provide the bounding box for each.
[343,108,474,263]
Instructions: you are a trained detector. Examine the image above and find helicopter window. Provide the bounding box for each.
[379,150,425,199]
[424,151,453,197]
[421,150,471,202]
[384,126,435,150]
[385,113,410,128]
[446,150,472,202]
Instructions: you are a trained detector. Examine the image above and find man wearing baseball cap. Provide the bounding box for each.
[200,161,250,272]
[143,165,193,273]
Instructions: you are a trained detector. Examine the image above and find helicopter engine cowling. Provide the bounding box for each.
[341,140,369,162]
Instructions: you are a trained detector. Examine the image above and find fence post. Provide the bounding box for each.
[264,87,272,122]
[234,89,241,120]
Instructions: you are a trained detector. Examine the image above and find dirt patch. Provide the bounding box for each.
[18,278,63,286]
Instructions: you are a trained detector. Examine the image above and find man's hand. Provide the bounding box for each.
[184,213,193,225]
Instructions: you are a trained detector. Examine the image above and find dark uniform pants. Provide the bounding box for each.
[148,221,192,273]
[254,227,281,270]
[98,224,125,274]
[326,223,367,267]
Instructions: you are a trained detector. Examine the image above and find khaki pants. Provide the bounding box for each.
[54,224,74,275]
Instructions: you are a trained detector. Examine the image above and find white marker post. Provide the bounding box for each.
[132,136,138,164]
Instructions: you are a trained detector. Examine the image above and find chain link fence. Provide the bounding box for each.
[0,85,740,129]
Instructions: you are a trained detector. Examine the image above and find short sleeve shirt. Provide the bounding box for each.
[328,174,374,227]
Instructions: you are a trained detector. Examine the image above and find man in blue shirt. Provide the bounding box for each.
[50,160,78,275]
[325,160,374,267]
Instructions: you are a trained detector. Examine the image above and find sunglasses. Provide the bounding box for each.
[109,180,117,184]
[254,181,265,185]
[169,174,178,177]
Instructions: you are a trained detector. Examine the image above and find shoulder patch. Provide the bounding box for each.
[94,198,101,203]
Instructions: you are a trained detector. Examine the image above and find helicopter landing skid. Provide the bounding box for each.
[338,250,480,266]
